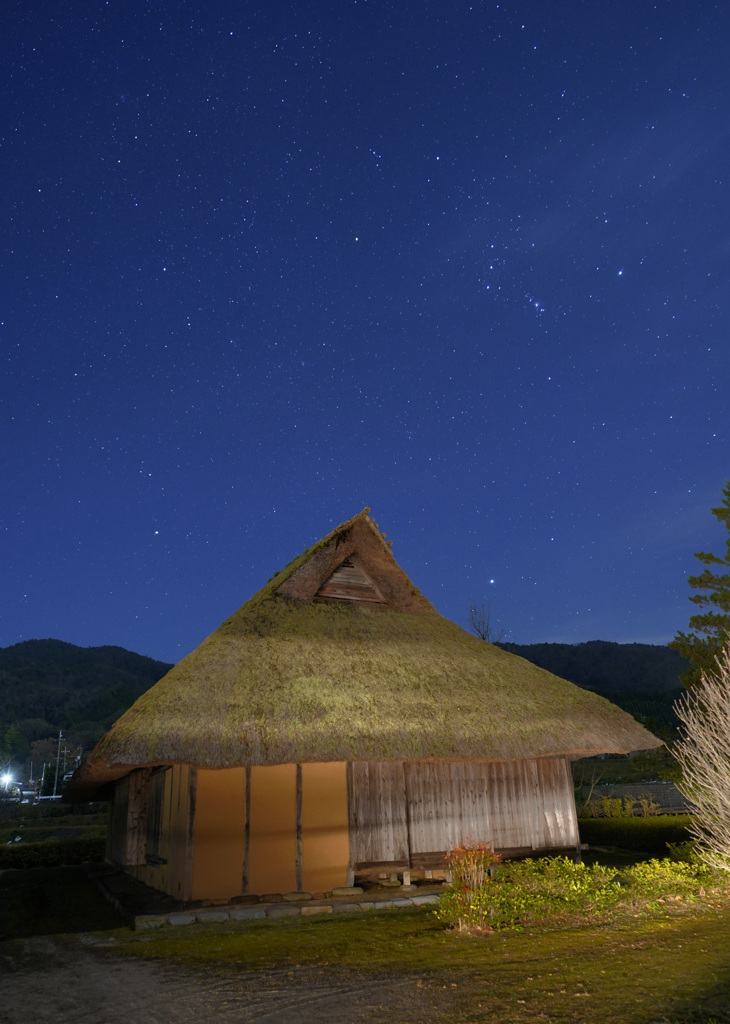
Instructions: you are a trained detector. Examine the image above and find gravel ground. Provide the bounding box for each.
[0,935,450,1024]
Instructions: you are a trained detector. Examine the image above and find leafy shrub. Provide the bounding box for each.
[666,840,700,863]
[0,835,105,869]
[578,815,693,852]
[624,857,714,903]
[581,794,662,818]
[437,857,621,932]
[436,853,721,934]
[446,836,502,890]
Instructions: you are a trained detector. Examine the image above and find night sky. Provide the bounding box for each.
[3,1,729,664]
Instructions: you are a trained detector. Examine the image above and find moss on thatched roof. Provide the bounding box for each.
[68,511,661,800]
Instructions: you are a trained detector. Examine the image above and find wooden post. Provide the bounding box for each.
[242,766,251,894]
[346,761,355,887]
[295,764,303,893]
[182,768,197,901]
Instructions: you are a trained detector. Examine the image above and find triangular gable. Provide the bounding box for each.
[275,510,433,614]
[317,556,386,603]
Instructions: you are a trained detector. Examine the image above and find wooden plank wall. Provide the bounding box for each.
[406,761,491,856]
[113,766,195,899]
[349,761,409,867]
[107,775,130,864]
[167,764,194,900]
[350,758,579,871]
[107,768,151,867]
[126,768,153,865]
[140,768,173,894]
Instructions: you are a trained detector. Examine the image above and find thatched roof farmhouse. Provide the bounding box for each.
[67,510,660,901]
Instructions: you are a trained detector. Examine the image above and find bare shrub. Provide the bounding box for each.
[674,644,730,872]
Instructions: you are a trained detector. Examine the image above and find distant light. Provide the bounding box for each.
[1,773,11,789]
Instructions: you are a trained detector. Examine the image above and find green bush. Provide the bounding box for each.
[446,836,503,890]
[666,840,700,863]
[437,857,621,932]
[625,857,714,901]
[578,814,693,852]
[0,835,106,869]
[436,854,720,933]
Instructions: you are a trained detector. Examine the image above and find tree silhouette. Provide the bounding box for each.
[670,481,730,687]
[467,601,505,643]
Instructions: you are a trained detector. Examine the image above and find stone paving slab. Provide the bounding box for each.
[167,912,197,926]
[87,863,447,931]
[229,907,268,921]
[132,891,446,928]
[195,909,230,923]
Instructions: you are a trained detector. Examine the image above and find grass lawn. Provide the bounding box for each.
[111,892,730,1023]
[3,858,730,1022]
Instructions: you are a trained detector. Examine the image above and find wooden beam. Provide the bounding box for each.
[353,859,411,872]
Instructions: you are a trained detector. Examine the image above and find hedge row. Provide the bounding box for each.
[578,815,693,852]
[0,835,106,869]
[0,826,106,845]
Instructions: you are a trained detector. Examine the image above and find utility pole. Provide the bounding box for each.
[52,730,63,798]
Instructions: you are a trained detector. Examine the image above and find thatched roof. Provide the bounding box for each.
[67,510,661,801]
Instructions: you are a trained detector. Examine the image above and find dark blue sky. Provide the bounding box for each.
[2,1,728,663]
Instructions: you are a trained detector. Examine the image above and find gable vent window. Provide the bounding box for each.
[317,557,386,604]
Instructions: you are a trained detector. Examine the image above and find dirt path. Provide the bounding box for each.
[0,936,449,1024]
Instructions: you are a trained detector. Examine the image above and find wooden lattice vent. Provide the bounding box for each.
[317,557,386,604]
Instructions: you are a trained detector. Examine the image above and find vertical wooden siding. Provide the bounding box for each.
[406,761,492,855]
[349,760,409,866]
[139,766,193,896]
[351,758,579,869]
[164,764,194,899]
[108,768,152,867]
[107,775,130,864]
[111,766,195,899]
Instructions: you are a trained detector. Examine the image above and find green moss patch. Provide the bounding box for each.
[113,901,730,1023]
